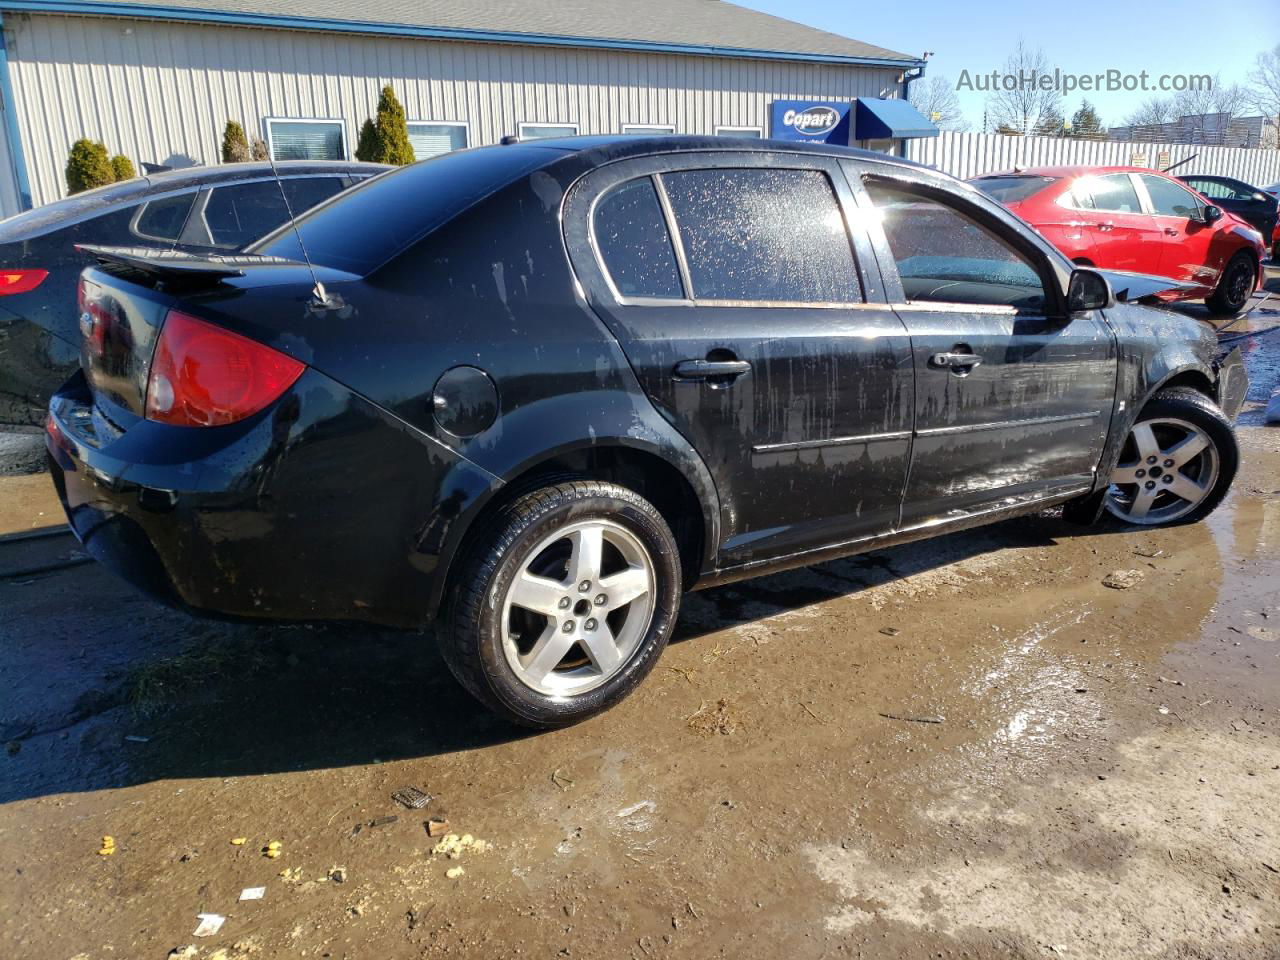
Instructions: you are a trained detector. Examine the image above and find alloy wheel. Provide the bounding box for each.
[500,518,655,697]
[1223,259,1253,310]
[1105,417,1219,525]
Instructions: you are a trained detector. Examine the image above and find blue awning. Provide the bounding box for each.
[854,98,939,140]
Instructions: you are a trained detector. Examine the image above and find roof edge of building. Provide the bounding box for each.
[1,0,925,68]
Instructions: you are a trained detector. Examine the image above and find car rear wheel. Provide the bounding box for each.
[440,480,681,727]
[1104,388,1237,527]
[1206,252,1256,316]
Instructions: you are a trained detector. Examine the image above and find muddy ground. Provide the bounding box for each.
[1,289,1278,959]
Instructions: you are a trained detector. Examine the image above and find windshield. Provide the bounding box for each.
[971,175,1058,204]
[251,145,566,275]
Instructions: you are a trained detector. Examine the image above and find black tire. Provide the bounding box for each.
[1104,387,1238,527]
[440,480,681,728]
[1206,252,1256,316]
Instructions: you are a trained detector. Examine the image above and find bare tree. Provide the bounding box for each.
[908,75,969,131]
[1247,43,1280,150]
[1124,97,1176,127]
[985,41,1063,136]
[1172,77,1248,143]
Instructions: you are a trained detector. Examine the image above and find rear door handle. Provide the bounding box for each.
[928,352,983,370]
[1097,221,1114,232]
[673,359,752,381]
[1164,227,1179,236]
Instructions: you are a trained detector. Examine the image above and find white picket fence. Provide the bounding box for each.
[907,130,1280,186]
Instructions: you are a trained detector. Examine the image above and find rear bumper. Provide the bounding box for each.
[1216,346,1248,422]
[46,369,496,628]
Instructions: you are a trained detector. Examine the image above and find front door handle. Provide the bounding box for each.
[1164,227,1179,236]
[928,352,983,371]
[673,359,752,381]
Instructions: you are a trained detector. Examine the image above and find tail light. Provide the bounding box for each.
[145,310,305,427]
[0,268,48,296]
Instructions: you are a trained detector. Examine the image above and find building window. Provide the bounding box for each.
[265,119,346,161]
[518,122,580,140]
[407,122,469,160]
[621,124,676,135]
[714,126,763,139]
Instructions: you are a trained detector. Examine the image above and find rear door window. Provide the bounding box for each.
[132,192,196,242]
[1088,174,1144,214]
[202,178,345,249]
[864,180,1047,311]
[660,167,858,303]
[592,177,683,299]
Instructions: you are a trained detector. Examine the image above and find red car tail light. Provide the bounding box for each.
[0,268,48,296]
[145,310,305,427]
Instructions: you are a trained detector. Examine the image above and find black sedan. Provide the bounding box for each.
[1178,173,1279,254]
[47,137,1246,727]
[0,160,388,426]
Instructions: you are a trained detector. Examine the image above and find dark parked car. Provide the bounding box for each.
[0,160,388,426]
[1178,174,1279,255]
[47,137,1247,727]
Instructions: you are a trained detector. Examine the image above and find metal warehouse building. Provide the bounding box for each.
[0,0,936,217]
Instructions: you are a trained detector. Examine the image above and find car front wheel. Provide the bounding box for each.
[1104,387,1238,526]
[440,480,681,727]
[1206,252,1256,316]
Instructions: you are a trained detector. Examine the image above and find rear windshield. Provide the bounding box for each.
[251,145,565,274]
[971,175,1059,204]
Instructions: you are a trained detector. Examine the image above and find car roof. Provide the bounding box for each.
[0,160,392,242]
[974,165,1174,180]
[525,133,930,171]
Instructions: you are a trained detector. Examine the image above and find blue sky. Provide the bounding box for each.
[736,0,1277,129]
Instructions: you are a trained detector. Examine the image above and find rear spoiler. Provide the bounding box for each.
[1093,268,1200,305]
[76,245,297,284]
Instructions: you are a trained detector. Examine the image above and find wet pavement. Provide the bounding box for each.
[1,285,1278,959]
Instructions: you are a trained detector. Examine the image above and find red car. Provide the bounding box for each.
[971,166,1267,315]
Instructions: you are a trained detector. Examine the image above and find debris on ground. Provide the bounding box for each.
[263,840,281,859]
[879,627,901,636]
[328,865,347,883]
[446,866,464,879]
[230,837,247,846]
[617,801,655,818]
[97,835,115,856]
[551,768,574,791]
[426,818,450,838]
[1103,569,1145,590]
[685,698,739,736]
[432,833,489,859]
[278,866,303,883]
[878,712,945,724]
[167,947,198,959]
[369,815,398,828]
[239,886,266,901]
[392,786,431,810]
[1133,546,1165,558]
[192,913,225,937]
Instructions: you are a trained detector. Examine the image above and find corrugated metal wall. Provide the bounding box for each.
[3,12,904,208]
[0,112,19,216]
[908,130,1280,186]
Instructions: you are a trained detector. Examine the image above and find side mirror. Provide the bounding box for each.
[1067,268,1114,313]
[1202,204,1223,224]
